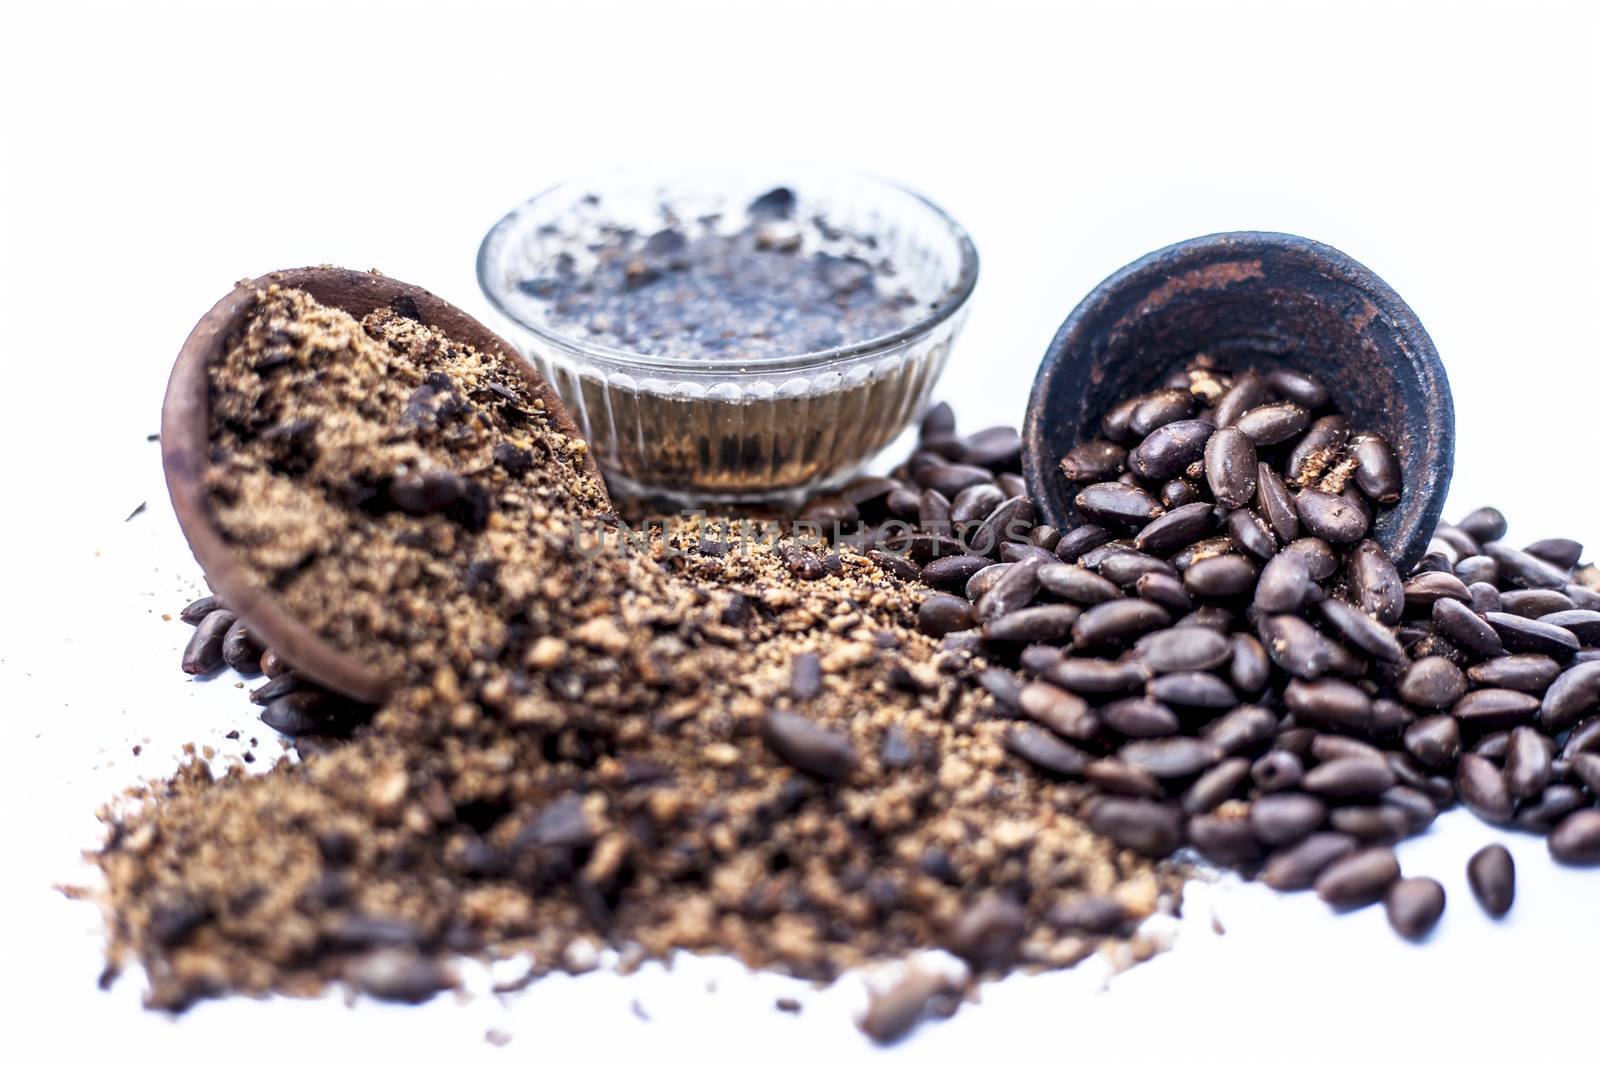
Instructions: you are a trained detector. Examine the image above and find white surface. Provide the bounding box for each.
[3,1,1598,1064]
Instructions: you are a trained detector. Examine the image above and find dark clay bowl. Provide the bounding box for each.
[1021,232,1453,572]
[161,266,608,704]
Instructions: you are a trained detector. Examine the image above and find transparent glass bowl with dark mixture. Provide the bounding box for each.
[477,166,978,505]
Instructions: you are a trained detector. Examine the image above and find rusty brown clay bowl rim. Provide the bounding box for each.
[161,266,609,704]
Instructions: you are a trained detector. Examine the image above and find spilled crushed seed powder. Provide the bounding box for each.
[91,286,1180,1018]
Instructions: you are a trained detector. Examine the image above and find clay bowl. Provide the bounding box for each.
[1022,232,1454,572]
[161,266,607,704]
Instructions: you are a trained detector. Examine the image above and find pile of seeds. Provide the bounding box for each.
[95,287,1182,1035]
[797,360,1600,938]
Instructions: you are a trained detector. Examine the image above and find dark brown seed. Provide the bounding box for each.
[1402,715,1460,770]
[1262,367,1328,408]
[1486,612,1580,658]
[1286,415,1348,482]
[1129,388,1195,436]
[1019,644,1066,676]
[1001,544,1057,567]
[962,426,1022,468]
[1303,757,1395,799]
[1486,541,1571,590]
[1385,878,1445,940]
[1468,654,1559,693]
[259,647,288,677]
[1456,555,1499,586]
[1284,678,1372,732]
[1381,786,1438,833]
[1516,784,1587,832]
[978,667,1023,710]
[1134,571,1193,614]
[838,474,900,507]
[945,896,1025,968]
[1098,550,1179,587]
[1504,726,1552,798]
[917,594,974,637]
[1202,704,1278,755]
[1007,723,1088,775]
[1398,656,1468,709]
[1252,749,1304,792]
[220,619,262,673]
[858,966,948,1044]
[1572,752,1600,794]
[1048,658,1149,695]
[1235,401,1310,445]
[868,549,923,583]
[1539,609,1600,644]
[1456,753,1514,823]
[799,495,861,529]
[1256,614,1333,679]
[1256,464,1300,542]
[1085,797,1183,857]
[1128,420,1211,481]
[260,690,333,735]
[1059,440,1128,482]
[1261,832,1358,891]
[1225,508,1277,562]
[1056,524,1113,562]
[1161,479,1203,508]
[920,554,992,592]
[1540,661,1600,732]
[1402,571,1472,612]
[1452,688,1540,730]
[920,463,993,498]
[1292,489,1364,543]
[1073,600,1172,648]
[1368,698,1416,742]
[1500,589,1575,618]
[1080,540,1137,570]
[1098,697,1180,738]
[970,495,1037,553]
[1562,716,1600,760]
[1348,432,1401,503]
[1178,606,1239,633]
[920,401,956,439]
[1134,627,1231,672]
[761,710,857,781]
[1135,502,1216,554]
[997,473,1028,499]
[1311,735,1385,764]
[1250,792,1327,845]
[249,671,301,706]
[1183,758,1251,814]
[1348,540,1404,624]
[179,595,223,625]
[1030,525,1063,552]
[1075,482,1163,527]
[1266,555,1323,621]
[1119,736,1222,778]
[1226,633,1269,693]
[950,484,1006,525]
[789,652,822,701]
[1037,563,1120,605]
[1314,846,1401,909]
[985,604,1082,643]
[1331,805,1409,843]
[1549,809,1600,864]
[965,562,1012,601]
[1466,844,1514,917]
[1457,506,1508,543]
[1100,396,1144,443]
[1185,554,1259,598]
[1145,671,1237,710]
[1431,597,1503,659]
[1214,371,1271,426]
[1315,599,1403,663]
[1282,538,1336,582]
[976,555,1044,620]
[915,488,950,531]
[1018,682,1097,740]
[1525,537,1584,569]
[1086,758,1165,798]
[1187,811,1263,865]
[181,609,237,675]
[1468,581,1502,615]
[1201,426,1258,508]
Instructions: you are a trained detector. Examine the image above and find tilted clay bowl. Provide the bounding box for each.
[1022,232,1454,572]
[161,266,607,704]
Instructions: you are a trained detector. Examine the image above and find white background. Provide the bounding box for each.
[3,1,1597,1064]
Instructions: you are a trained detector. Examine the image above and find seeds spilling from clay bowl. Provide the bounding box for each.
[95,287,1183,1033]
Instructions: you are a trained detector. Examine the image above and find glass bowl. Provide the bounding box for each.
[476,165,978,506]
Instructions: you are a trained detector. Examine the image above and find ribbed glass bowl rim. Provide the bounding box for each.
[476,168,980,376]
